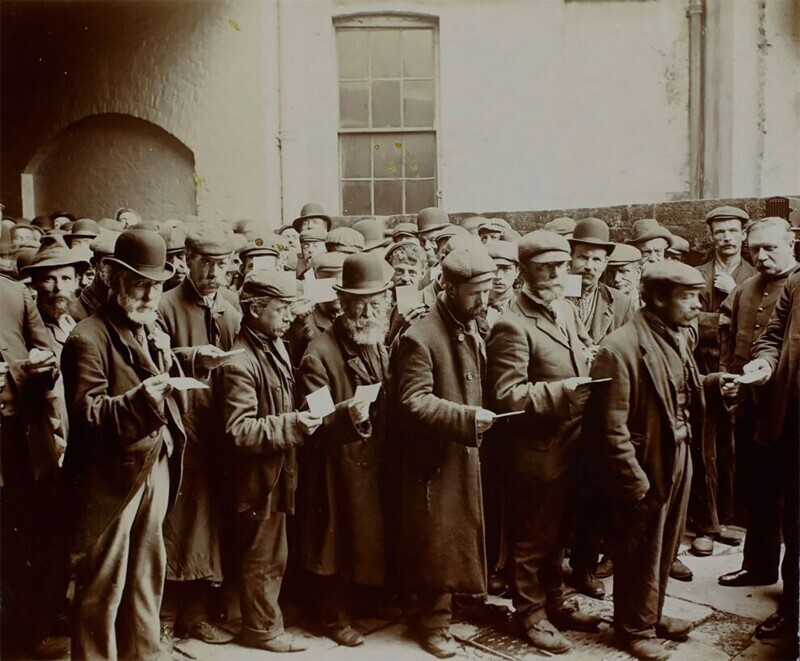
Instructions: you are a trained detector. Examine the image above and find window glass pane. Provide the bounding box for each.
[373,135,402,179]
[337,31,369,79]
[405,179,436,214]
[341,135,371,178]
[403,80,435,127]
[374,180,403,215]
[403,133,436,178]
[370,30,401,78]
[402,30,434,78]
[339,82,369,128]
[371,80,401,128]
[343,181,372,216]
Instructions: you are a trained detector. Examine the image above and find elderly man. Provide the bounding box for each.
[72,231,118,321]
[716,220,798,585]
[61,230,187,659]
[297,253,394,646]
[626,219,673,266]
[605,244,643,307]
[220,270,320,652]
[292,202,332,234]
[585,262,738,661]
[158,226,243,645]
[396,247,497,658]
[487,231,600,654]
[741,267,800,640]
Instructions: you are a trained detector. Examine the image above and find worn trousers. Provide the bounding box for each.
[237,511,288,642]
[611,441,691,640]
[417,592,453,631]
[509,468,571,628]
[72,454,170,661]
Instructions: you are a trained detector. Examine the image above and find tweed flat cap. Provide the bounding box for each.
[241,270,296,301]
[300,228,327,243]
[607,243,642,266]
[442,247,497,285]
[640,261,705,288]
[667,234,690,255]
[544,217,576,236]
[312,251,347,277]
[705,206,749,225]
[488,240,519,264]
[434,224,469,245]
[392,222,418,240]
[478,218,511,236]
[240,237,280,260]
[185,225,234,255]
[518,230,572,264]
[326,227,365,253]
[160,227,187,254]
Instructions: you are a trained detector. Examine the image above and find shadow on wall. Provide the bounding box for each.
[25,112,197,220]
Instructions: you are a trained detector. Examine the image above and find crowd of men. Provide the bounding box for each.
[0,202,798,661]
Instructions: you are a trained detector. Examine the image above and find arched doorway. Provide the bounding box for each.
[24,113,196,220]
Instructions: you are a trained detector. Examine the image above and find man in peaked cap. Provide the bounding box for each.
[220,270,320,653]
[293,202,332,234]
[583,261,739,661]
[297,228,328,277]
[158,224,243,645]
[478,218,511,244]
[241,238,281,275]
[62,230,188,659]
[485,240,519,329]
[487,231,600,655]
[297,253,396,648]
[666,234,691,262]
[160,226,189,292]
[391,222,419,244]
[544,217,577,239]
[626,219,674,265]
[72,231,119,322]
[396,247,498,658]
[605,243,643,307]
[325,226,365,254]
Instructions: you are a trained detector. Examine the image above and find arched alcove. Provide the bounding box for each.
[25,113,196,219]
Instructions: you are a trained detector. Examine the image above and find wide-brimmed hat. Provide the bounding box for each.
[104,230,174,281]
[625,219,673,246]
[417,207,450,235]
[20,234,91,276]
[569,217,615,251]
[293,202,332,233]
[353,218,391,252]
[334,252,393,295]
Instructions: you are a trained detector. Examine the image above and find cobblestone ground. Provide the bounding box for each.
[169,533,798,661]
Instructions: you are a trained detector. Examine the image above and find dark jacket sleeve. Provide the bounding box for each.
[752,277,794,371]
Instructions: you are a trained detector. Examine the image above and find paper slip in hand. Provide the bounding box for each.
[736,369,770,385]
[354,383,381,404]
[576,377,612,387]
[251,255,276,271]
[306,386,336,418]
[168,376,209,391]
[303,278,338,304]
[396,285,424,316]
[304,268,316,281]
[564,274,583,298]
[218,348,245,358]
[493,410,525,419]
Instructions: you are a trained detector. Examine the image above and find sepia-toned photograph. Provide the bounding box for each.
[1,0,798,659]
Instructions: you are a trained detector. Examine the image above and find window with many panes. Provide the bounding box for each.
[335,15,438,216]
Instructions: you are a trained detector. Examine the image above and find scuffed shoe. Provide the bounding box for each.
[548,599,602,632]
[182,620,234,644]
[690,535,714,556]
[596,554,614,578]
[620,637,671,660]
[523,619,572,654]
[327,624,364,647]
[656,615,693,641]
[240,631,308,653]
[420,628,458,658]
[755,611,794,639]
[717,526,745,546]
[669,558,693,581]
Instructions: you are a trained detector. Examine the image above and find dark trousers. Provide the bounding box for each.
[612,442,691,640]
[688,410,721,536]
[480,432,507,575]
[777,410,799,616]
[508,468,571,628]
[72,454,170,660]
[417,592,453,631]
[237,511,287,642]
[162,580,212,632]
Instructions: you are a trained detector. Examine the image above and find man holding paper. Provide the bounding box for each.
[486,230,600,655]
[220,270,321,653]
[297,252,395,647]
[157,225,243,645]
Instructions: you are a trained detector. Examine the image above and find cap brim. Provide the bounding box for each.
[20,256,91,276]
[104,257,175,282]
[626,230,673,246]
[527,250,571,264]
[568,238,616,251]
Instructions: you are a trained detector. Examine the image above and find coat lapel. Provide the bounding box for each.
[516,294,571,350]
[635,315,675,422]
[101,304,160,377]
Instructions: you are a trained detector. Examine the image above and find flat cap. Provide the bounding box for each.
[478,218,511,236]
[641,261,705,288]
[312,251,347,276]
[518,230,572,264]
[442,247,497,285]
[544,217,576,236]
[607,243,642,266]
[488,240,519,264]
[325,226,365,252]
[300,228,327,243]
[97,218,126,232]
[160,227,187,254]
[240,269,297,301]
[241,236,280,260]
[705,206,749,225]
[185,225,235,255]
[434,224,469,245]
[666,233,690,254]
[392,222,418,240]
[89,231,120,256]
[461,216,487,234]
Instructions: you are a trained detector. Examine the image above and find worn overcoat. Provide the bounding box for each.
[574,283,635,345]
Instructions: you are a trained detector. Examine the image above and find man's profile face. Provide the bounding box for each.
[448,279,493,320]
[570,244,609,291]
[710,219,744,259]
[748,225,795,276]
[254,298,294,339]
[637,238,669,265]
[655,286,702,328]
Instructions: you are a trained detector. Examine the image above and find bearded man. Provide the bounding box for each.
[62,230,187,659]
[297,252,394,647]
[605,243,643,308]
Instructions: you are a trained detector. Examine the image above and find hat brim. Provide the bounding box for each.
[417,224,450,236]
[104,257,175,282]
[67,232,99,240]
[364,239,392,251]
[292,215,332,233]
[626,230,673,246]
[526,250,572,264]
[333,280,393,296]
[568,237,616,251]
[20,255,91,276]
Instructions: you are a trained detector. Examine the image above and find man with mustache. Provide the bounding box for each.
[584,262,739,660]
[297,252,395,647]
[61,229,187,659]
[605,243,643,308]
[158,226,243,646]
[487,231,600,655]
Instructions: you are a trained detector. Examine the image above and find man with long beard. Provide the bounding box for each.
[487,231,600,655]
[297,252,394,647]
[61,230,188,659]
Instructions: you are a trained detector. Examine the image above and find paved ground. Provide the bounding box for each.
[171,534,798,661]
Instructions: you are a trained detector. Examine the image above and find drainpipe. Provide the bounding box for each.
[687,0,705,199]
[276,0,285,227]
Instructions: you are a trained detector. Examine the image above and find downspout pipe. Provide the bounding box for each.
[688,0,705,199]
[276,0,285,227]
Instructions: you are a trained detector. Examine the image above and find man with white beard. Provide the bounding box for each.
[61,230,188,659]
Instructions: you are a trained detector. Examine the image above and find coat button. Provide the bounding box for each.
[758,307,764,312]
[466,372,474,381]
[457,333,465,342]
[754,324,760,329]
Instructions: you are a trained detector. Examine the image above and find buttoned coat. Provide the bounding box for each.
[297,319,389,586]
[158,278,242,581]
[574,283,635,345]
[487,291,590,483]
[61,302,187,557]
[220,326,301,515]
[395,295,486,594]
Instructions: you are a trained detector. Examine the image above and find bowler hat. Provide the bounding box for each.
[67,218,100,242]
[49,211,76,223]
[518,230,572,264]
[20,234,91,276]
[641,261,705,288]
[32,215,55,231]
[625,219,673,246]
[104,230,174,281]
[353,218,391,252]
[334,252,393,295]
[705,206,749,225]
[293,202,332,233]
[544,217,576,236]
[417,207,450,235]
[607,243,642,266]
[442,248,497,285]
[569,217,615,251]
